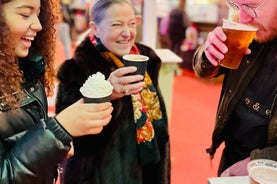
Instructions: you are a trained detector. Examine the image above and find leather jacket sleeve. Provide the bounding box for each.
[0,83,72,184]
[193,46,224,78]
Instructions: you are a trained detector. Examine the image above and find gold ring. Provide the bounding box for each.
[121,85,128,94]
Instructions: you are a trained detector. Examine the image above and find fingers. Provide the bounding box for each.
[88,115,112,130]
[120,74,144,84]
[109,66,137,80]
[120,81,144,94]
[121,85,128,95]
[81,115,112,135]
[84,102,113,112]
[109,66,144,84]
[55,101,113,137]
[210,27,227,45]
[85,104,113,121]
[204,45,222,66]
[204,27,228,66]
[108,67,145,99]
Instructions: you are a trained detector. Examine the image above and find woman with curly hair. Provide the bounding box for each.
[0,0,113,183]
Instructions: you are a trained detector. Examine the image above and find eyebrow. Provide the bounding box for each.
[15,5,37,11]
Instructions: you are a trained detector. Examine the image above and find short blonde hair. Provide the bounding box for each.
[89,0,133,24]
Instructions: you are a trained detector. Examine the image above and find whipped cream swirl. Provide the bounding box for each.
[80,72,113,98]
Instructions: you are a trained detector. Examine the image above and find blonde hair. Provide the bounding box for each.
[89,0,133,24]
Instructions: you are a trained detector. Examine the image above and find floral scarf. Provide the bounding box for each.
[90,36,164,165]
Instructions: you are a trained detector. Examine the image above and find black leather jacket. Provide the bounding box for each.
[193,40,277,161]
[0,82,72,184]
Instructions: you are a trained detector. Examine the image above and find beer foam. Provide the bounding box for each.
[223,19,258,31]
[250,166,277,182]
[248,159,277,184]
[80,72,113,98]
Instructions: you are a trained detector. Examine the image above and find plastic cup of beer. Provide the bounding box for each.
[220,19,258,69]
[247,159,277,184]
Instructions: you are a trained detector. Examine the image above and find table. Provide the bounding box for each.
[208,176,250,184]
[154,49,182,121]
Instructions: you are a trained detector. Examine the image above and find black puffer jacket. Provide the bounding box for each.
[0,58,72,183]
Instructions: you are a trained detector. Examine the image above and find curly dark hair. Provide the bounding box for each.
[0,0,59,107]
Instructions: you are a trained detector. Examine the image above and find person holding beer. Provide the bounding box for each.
[193,0,277,177]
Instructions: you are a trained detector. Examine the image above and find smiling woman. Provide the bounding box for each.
[0,0,58,107]
[55,0,170,184]
[3,1,42,57]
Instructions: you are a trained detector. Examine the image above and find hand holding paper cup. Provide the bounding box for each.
[80,72,113,103]
[123,54,149,77]
[220,19,258,69]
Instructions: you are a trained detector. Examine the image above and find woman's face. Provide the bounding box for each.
[92,3,137,57]
[3,0,42,57]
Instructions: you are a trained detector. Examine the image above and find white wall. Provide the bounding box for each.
[141,1,157,49]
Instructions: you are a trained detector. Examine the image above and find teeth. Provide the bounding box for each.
[23,37,34,41]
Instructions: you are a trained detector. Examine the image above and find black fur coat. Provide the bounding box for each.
[55,37,170,184]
